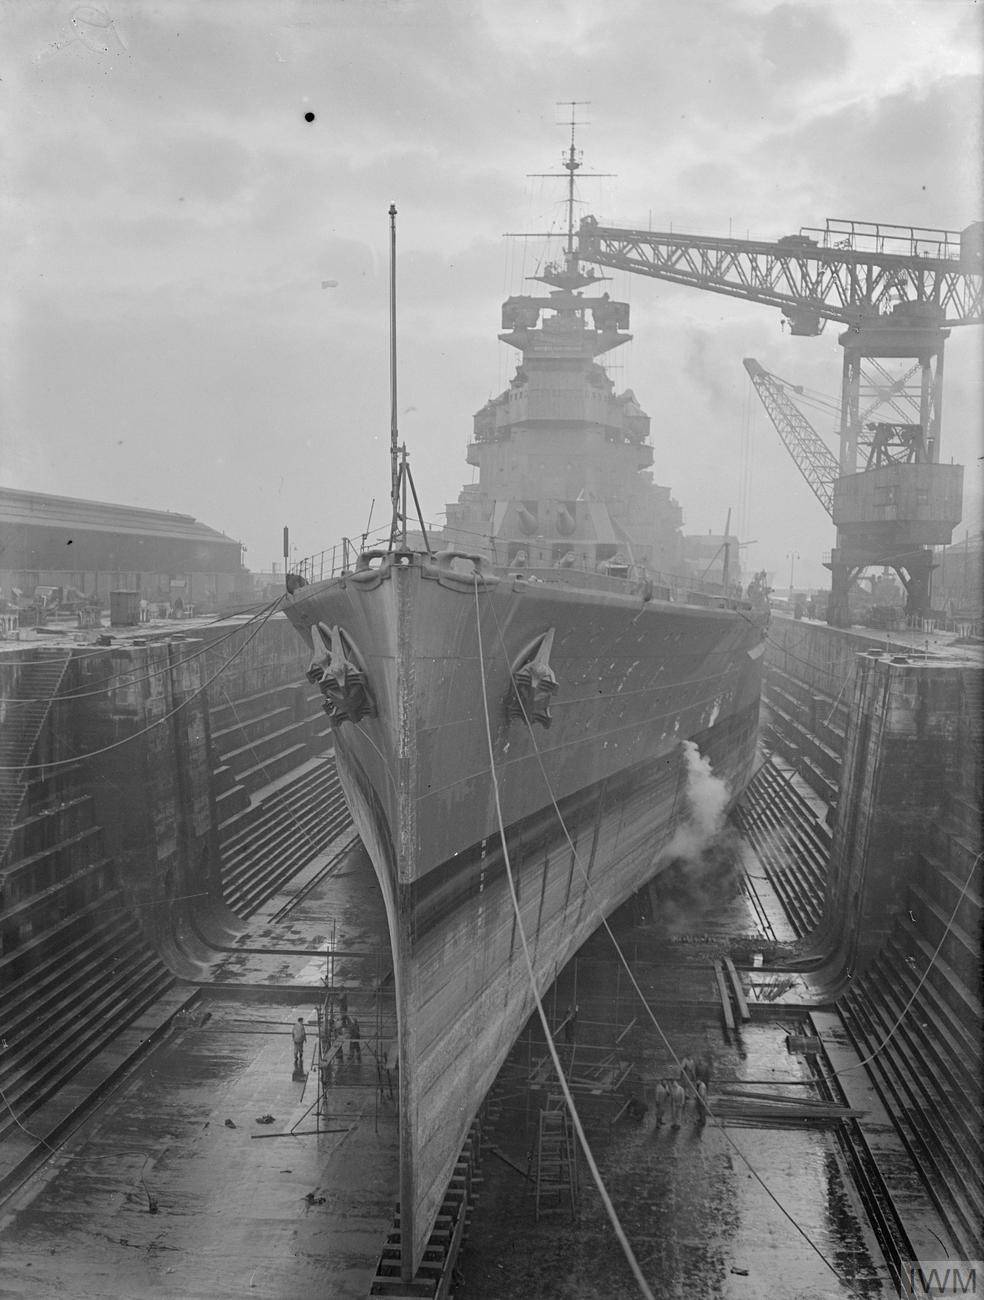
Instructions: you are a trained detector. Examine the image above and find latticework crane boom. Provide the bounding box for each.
[742,359,839,517]
[577,218,983,331]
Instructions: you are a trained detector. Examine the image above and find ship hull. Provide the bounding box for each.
[285,552,763,1274]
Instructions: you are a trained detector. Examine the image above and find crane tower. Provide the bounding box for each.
[743,359,962,626]
[578,215,982,625]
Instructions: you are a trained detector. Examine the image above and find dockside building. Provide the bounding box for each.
[0,488,247,612]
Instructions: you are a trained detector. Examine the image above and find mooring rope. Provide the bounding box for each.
[482,590,862,1297]
[472,577,656,1300]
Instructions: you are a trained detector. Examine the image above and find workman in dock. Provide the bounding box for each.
[349,1016,362,1061]
[669,1080,685,1126]
[652,1079,668,1126]
[291,1017,307,1072]
[564,1004,578,1045]
[694,1079,708,1126]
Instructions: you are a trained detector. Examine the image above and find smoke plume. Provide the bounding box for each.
[647,741,741,934]
[659,740,731,864]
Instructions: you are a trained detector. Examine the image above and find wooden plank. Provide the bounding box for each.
[723,956,751,1021]
[486,1144,533,1180]
[713,960,736,1031]
[720,1087,845,1109]
[614,1017,637,1044]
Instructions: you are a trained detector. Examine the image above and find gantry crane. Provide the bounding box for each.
[742,359,962,624]
[742,360,839,516]
[577,215,982,624]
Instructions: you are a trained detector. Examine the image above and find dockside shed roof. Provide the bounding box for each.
[0,488,241,548]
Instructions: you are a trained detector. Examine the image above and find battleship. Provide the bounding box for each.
[283,145,767,1277]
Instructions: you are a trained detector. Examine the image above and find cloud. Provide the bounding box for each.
[2,0,979,585]
[747,74,982,227]
[759,4,849,82]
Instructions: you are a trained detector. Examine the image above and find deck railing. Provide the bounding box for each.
[290,525,755,611]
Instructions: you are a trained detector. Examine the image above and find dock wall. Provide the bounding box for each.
[762,617,901,808]
[757,618,982,1251]
[0,613,351,1141]
[821,652,979,973]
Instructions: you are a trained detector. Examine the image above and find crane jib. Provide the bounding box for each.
[576,220,983,328]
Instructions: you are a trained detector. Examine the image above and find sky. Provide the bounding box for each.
[3,0,982,590]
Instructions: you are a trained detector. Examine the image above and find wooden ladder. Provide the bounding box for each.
[534,1096,577,1221]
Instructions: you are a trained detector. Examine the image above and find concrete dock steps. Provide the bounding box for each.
[760,717,840,806]
[0,852,114,927]
[863,959,984,1163]
[4,792,96,864]
[217,756,342,853]
[233,739,314,797]
[216,716,312,778]
[810,1010,955,1272]
[219,758,353,917]
[762,691,841,775]
[906,882,980,984]
[840,937,984,1258]
[0,652,72,866]
[916,856,982,938]
[207,679,308,729]
[0,907,173,1145]
[734,757,831,938]
[941,789,981,844]
[862,949,983,1161]
[883,941,982,1081]
[209,679,329,801]
[0,825,106,902]
[764,663,849,745]
[840,987,984,1257]
[210,701,296,751]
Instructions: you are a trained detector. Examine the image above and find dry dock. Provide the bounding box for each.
[0,612,981,1298]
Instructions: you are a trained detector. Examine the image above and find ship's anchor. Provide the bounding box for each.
[306,623,376,724]
[508,628,558,728]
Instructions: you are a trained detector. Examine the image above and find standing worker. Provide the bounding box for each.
[694,1079,708,1127]
[669,1079,685,1126]
[652,1079,668,1127]
[349,1016,362,1061]
[564,1004,579,1046]
[292,1017,307,1073]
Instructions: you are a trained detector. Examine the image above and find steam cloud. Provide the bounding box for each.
[648,740,740,935]
[659,740,731,865]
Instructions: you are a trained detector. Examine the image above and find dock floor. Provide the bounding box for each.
[0,837,398,1300]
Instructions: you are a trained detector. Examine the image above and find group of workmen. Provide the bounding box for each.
[290,991,362,1074]
[651,1054,712,1128]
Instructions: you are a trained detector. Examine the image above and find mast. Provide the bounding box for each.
[562,102,583,256]
[521,102,614,281]
[389,203,400,543]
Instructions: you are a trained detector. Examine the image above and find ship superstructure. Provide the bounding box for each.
[446,128,684,580]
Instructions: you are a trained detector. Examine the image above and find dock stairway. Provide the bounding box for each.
[533,1096,578,1220]
[208,679,353,918]
[0,766,174,1158]
[733,755,832,940]
[836,825,984,1260]
[0,653,71,867]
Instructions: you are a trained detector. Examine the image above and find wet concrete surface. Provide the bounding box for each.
[457,850,892,1299]
[0,834,398,1300]
[0,815,917,1298]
